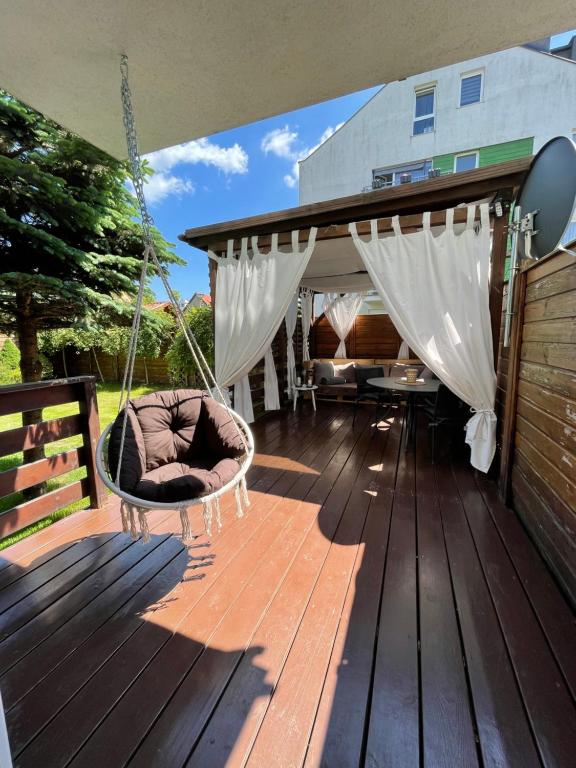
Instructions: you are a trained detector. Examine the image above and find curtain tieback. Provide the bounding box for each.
[470,407,495,415]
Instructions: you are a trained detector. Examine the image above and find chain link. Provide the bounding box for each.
[120,55,153,247]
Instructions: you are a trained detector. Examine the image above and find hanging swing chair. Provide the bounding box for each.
[95,56,254,543]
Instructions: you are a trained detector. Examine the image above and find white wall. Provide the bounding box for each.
[299,47,576,203]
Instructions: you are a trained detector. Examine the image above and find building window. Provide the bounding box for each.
[454,152,479,173]
[373,159,433,189]
[413,87,435,135]
[460,72,483,106]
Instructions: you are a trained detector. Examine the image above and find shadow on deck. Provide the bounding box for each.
[0,404,574,767]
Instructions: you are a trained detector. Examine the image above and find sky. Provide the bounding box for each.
[146,29,575,301]
[146,86,380,299]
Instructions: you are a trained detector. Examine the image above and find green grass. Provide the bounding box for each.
[0,382,162,550]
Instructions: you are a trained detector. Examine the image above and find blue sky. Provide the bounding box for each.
[147,29,575,300]
[147,86,379,298]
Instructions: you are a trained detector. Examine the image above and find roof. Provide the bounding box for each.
[180,158,530,251]
[145,301,174,313]
[1,2,574,158]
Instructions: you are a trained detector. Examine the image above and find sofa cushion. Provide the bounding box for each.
[314,361,335,385]
[134,458,240,503]
[334,363,356,383]
[323,375,346,385]
[419,366,436,379]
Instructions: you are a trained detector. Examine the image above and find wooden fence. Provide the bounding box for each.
[311,313,403,359]
[499,247,576,604]
[0,377,106,538]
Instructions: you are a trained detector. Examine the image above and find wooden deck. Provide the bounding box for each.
[0,404,575,767]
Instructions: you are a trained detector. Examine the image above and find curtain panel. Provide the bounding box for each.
[322,292,363,358]
[300,287,314,362]
[285,293,299,398]
[350,204,496,471]
[212,229,317,422]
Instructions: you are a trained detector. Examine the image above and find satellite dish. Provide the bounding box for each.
[503,136,576,347]
[516,136,576,260]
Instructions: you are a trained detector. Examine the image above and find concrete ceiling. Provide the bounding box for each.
[1,1,573,158]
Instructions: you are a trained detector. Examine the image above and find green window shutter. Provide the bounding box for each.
[479,138,534,166]
[432,154,454,175]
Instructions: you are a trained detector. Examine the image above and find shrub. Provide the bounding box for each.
[0,338,21,384]
[167,307,214,388]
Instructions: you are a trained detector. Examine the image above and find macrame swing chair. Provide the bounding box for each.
[95,56,254,543]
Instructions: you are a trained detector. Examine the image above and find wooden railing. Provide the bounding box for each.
[0,376,106,538]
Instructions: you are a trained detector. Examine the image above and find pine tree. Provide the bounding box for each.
[0,90,181,468]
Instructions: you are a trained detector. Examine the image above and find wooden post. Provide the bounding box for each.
[498,268,527,502]
[489,212,509,368]
[80,377,106,509]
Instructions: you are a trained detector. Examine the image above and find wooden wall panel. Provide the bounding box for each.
[508,251,576,604]
[311,314,402,359]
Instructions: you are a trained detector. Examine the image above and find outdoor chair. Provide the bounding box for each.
[424,384,468,462]
[353,365,387,425]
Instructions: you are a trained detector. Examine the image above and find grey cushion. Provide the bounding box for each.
[323,376,346,385]
[314,361,335,385]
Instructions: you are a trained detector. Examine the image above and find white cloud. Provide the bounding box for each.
[143,173,195,204]
[145,137,248,175]
[261,126,299,159]
[267,122,344,188]
[138,136,248,204]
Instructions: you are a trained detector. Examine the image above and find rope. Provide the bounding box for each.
[116,54,249,467]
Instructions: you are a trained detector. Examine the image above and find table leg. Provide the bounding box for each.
[311,390,316,412]
[293,389,298,412]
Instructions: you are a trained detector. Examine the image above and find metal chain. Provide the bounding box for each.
[115,54,249,464]
[120,55,153,247]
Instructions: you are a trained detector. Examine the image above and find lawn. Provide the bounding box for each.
[0,382,161,550]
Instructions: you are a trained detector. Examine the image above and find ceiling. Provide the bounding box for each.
[1,2,573,158]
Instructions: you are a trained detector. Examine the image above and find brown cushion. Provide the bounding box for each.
[134,458,241,503]
[108,407,146,494]
[199,395,245,461]
[108,389,244,499]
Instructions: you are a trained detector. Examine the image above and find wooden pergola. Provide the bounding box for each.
[181,158,530,368]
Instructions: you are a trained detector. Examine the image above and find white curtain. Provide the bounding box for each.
[285,293,298,397]
[264,346,280,410]
[322,292,363,358]
[300,288,314,362]
[397,340,410,359]
[213,229,317,422]
[350,204,496,472]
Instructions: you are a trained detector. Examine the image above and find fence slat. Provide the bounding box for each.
[0,479,90,538]
[0,414,83,459]
[0,448,86,498]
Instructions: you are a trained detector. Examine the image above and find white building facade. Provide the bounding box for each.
[299,44,576,206]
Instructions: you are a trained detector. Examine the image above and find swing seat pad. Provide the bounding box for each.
[108,389,244,503]
[134,459,241,503]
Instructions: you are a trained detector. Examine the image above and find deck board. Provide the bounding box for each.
[0,403,574,768]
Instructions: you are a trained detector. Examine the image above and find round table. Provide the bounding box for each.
[367,376,440,448]
[293,384,318,412]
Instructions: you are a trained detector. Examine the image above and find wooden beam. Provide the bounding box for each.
[180,158,529,251]
[489,213,509,368]
[79,377,106,509]
[499,268,527,502]
[192,208,496,255]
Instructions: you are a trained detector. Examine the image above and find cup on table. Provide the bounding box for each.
[405,367,419,384]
